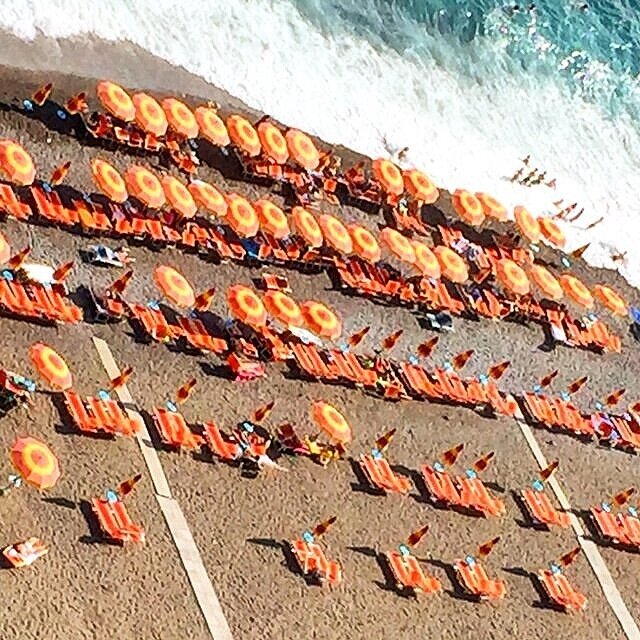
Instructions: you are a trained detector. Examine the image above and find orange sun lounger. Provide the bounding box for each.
[153,407,202,450]
[454,557,506,600]
[457,476,505,517]
[421,465,463,506]
[178,317,228,354]
[538,569,587,612]
[202,421,242,461]
[2,537,48,568]
[359,454,412,495]
[386,550,442,595]
[591,506,634,546]
[521,487,570,528]
[91,496,145,544]
[290,539,342,587]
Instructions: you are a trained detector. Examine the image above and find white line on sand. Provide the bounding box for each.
[515,417,640,640]
[92,337,234,640]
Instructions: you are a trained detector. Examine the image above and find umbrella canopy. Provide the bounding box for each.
[0,140,35,186]
[255,199,290,239]
[125,165,165,208]
[226,114,261,157]
[514,205,541,243]
[348,224,381,263]
[0,230,11,264]
[285,129,320,170]
[594,284,627,316]
[529,264,563,300]
[195,106,230,146]
[380,227,416,263]
[538,217,566,248]
[161,175,197,218]
[91,158,128,203]
[187,179,228,217]
[154,265,196,308]
[403,169,439,204]
[311,401,352,444]
[433,246,468,283]
[96,80,135,121]
[225,194,259,238]
[257,122,288,164]
[371,158,404,195]
[452,189,485,226]
[29,343,72,390]
[301,301,342,340]
[318,214,353,254]
[496,258,530,296]
[263,290,303,326]
[476,192,508,221]
[291,206,323,248]
[132,92,168,137]
[560,274,594,308]
[10,437,60,490]
[227,285,267,326]
[161,98,198,138]
[412,241,441,278]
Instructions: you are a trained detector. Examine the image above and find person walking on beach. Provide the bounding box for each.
[510,167,525,182]
[528,170,547,186]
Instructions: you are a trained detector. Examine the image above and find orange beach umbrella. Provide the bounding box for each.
[291,207,323,248]
[285,129,320,170]
[560,274,593,308]
[263,290,303,327]
[529,264,563,300]
[161,175,197,218]
[0,140,35,186]
[0,231,11,264]
[29,342,72,390]
[348,224,381,263]
[311,401,352,444]
[227,285,267,327]
[227,114,261,157]
[91,159,128,203]
[162,98,198,139]
[538,217,566,249]
[255,199,290,239]
[514,206,540,243]
[412,241,441,278]
[403,169,439,204]
[154,265,196,308]
[301,301,342,340]
[496,258,530,296]
[125,165,165,209]
[195,106,230,146]
[318,214,353,254]
[371,158,403,195]
[452,189,485,226]
[224,194,259,238]
[187,180,227,217]
[10,437,60,490]
[380,227,415,263]
[433,246,468,283]
[96,80,135,122]
[476,193,508,221]
[257,122,288,164]
[594,284,627,316]
[132,93,168,137]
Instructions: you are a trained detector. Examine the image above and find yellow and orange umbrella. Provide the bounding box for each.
[132,92,168,137]
[403,169,439,204]
[496,258,530,296]
[594,284,627,316]
[263,290,303,326]
[476,193,508,221]
[380,227,416,263]
[257,122,288,164]
[125,165,165,209]
[348,224,381,263]
[187,179,227,217]
[412,241,441,278]
[227,285,267,327]
[452,189,485,226]
[162,98,198,139]
[0,231,11,264]
[90,158,128,203]
[285,129,320,170]
[255,199,290,239]
[433,246,468,283]
[29,343,72,390]
[311,401,352,444]
[161,175,197,218]
[96,80,135,122]
[529,264,563,300]
[318,214,353,254]
[371,158,404,196]
[538,217,566,249]
[0,140,35,186]
[226,114,261,157]
[302,300,342,340]
[291,206,323,248]
[514,205,541,244]
[195,106,230,146]
[10,437,60,490]
[224,194,259,238]
[154,265,196,308]
[560,274,594,309]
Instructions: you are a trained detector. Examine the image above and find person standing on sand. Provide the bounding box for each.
[510,167,525,182]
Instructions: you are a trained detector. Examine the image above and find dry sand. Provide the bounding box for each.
[0,40,639,640]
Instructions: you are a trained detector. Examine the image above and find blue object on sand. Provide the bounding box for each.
[433,461,445,473]
[2,270,14,281]
[166,400,178,413]
[465,468,477,480]
[22,99,34,111]
[105,489,118,503]
[630,307,640,324]
[371,447,383,460]
[465,555,476,566]
[532,384,542,395]
[240,421,255,433]
[532,479,544,492]
[41,182,52,193]
[148,300,160,311]
[443,361,453,372]
[601,501,612,513]
[550,562,562,575]
[628,506,638,519]
[302,530,314,544]
[595,401,604,411]
[398,544,410,557]
[56,109,67,120]
[560,391,570,401]
[97,389,111,401]
[561,256,571,268]
[408,354,418,365]
[478,373,489,385]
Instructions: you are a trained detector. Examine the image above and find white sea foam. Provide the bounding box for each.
[2,0,639,290]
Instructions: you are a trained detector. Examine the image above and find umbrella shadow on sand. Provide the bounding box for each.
[41,496,76,510]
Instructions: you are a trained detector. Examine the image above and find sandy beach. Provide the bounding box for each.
[0,34,640,640]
